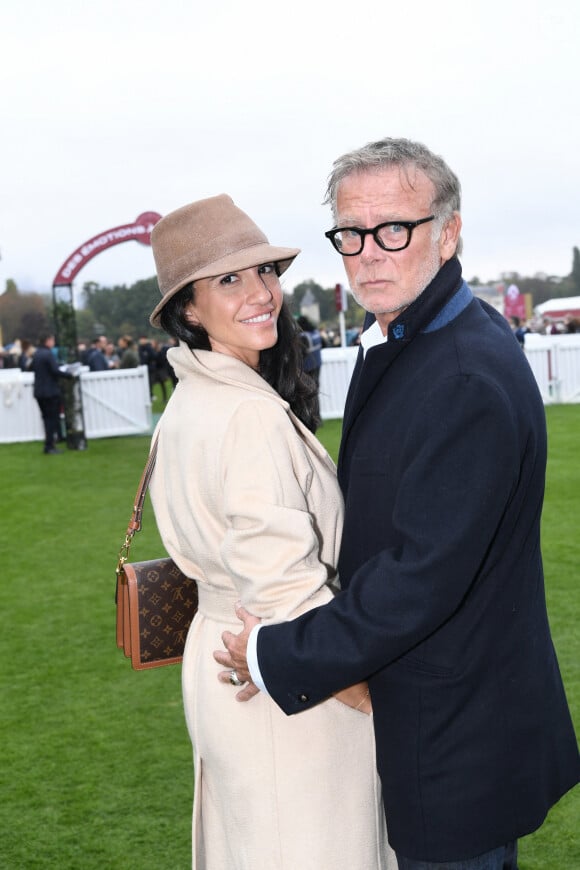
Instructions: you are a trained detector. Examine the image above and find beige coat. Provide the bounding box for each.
[150,344,394,870]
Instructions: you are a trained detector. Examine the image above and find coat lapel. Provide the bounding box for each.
[339,258,464,471]
[339,336,406,469]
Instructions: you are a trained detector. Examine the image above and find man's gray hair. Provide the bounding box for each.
[324,137,462,254]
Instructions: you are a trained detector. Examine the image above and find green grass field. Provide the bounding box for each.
[0,405,577,868]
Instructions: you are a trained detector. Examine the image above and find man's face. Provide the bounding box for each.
[335,166,461,333]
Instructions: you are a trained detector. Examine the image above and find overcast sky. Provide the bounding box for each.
[2,0,579,303]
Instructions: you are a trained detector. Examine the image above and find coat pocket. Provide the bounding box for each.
[395,654,455,678]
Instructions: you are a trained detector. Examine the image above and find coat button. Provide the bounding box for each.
[298,694,309,703]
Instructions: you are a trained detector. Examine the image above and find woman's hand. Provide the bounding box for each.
[333,681,372,714]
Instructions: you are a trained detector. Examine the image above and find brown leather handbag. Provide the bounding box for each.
[115,437,198,670]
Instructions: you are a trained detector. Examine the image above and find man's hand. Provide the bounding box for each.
[214,604,261,701]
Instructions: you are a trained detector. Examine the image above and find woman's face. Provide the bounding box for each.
[184,263,283,368]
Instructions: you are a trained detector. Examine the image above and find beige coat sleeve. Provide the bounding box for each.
[219,399,338,623]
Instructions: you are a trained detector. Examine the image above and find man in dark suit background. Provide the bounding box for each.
[297,314,323,422]
[87,335,108,371]
[215,138,579,869]
[30,334,69,454]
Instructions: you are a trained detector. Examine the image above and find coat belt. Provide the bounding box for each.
[196,582,241,623]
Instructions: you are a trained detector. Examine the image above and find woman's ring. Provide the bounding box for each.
[229,669,244,686]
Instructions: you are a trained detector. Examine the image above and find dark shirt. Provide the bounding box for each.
[119,348,139,369]
[300,329,323,372]
[87,348,108,371]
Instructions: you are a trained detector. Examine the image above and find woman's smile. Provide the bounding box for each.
[240,311,275,324]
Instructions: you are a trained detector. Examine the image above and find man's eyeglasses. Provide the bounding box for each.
[324,215,435,256]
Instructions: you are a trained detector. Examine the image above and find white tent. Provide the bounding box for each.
[534,297,580,318]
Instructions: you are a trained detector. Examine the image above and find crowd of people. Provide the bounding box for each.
[75,333,177,400]
[0,333,179,404]
[538,314,579,334]
[509,314,580,346]
[0,338,36,370]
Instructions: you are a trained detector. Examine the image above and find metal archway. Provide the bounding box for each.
[51,211,161,361]
[50,211,161,449]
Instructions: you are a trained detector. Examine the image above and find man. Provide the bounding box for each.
[215,138,579,868]
[138,335,157,397]
[297,314,323,420]
[87,335,108,371]
[297,314,323,382]
[509,315,527,348]
[117,334,139,368]
[30,334,68,454]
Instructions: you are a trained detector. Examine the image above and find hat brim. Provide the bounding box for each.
[150,243,300,327]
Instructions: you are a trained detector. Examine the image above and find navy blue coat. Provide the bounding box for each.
[31,346,63,399]
[257,258,579,861]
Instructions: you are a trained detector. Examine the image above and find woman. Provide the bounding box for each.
[148,195,394,869]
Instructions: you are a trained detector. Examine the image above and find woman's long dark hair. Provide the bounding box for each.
[158,277,320,432]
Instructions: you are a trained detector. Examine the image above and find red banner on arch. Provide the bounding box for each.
[52,211,161,286]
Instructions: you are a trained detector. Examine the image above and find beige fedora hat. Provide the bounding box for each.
[149,194,300,327]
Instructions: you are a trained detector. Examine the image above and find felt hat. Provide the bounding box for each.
[149,194,300,326]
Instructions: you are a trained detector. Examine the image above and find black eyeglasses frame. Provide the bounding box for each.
[324,215,436,256]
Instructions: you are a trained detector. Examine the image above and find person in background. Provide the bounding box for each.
[138,335,156,398]
[151,338,172,403]
[87,336,108,371]
[117,335,139,368]
[18,339,35,370]
[509,315,528,348]
[7,339,23,367]
[146,194,394,869]
[216,137,580,870]
[104,342,120,368]
[30,334,73,454]
[77,342,89,364]
[296,314,323,422]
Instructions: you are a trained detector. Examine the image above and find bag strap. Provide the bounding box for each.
[129,434,159,534]
[116,434,159,576]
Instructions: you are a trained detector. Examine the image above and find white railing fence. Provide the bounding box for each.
[0,365,151,444]
[1,338,579,444]
[524,334,580,403]
[318,336,580,418]
[318,348,359,420]
[80,367,152,438]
